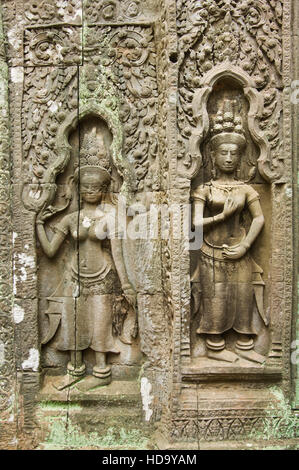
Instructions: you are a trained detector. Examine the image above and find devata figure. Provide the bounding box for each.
[36,129,136,390]
[191,102,267,364]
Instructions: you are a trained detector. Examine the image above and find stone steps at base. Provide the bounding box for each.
[36,378,154,450]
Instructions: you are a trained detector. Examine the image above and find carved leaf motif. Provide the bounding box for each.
[2,1,16,23]
[177,0,284,182]
[24,27,82,66]
[22,66,78,185]
[84,26,158,191]
[84,0,143,23]
[23,0,81,23]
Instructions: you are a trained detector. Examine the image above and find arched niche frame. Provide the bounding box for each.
[22,102,136,212]
[187,64,283,183]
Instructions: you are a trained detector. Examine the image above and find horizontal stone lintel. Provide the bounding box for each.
[181,366,282,383]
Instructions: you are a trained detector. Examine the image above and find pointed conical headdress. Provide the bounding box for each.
[79,125,111,183]
[210,100,246,149]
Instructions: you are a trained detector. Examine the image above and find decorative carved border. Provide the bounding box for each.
[171,414,299,442]
[23,25,83,66]
[292,0,299,410]
[167,0,298,446]
[0,4,16,447]
[280,0,296,398]
[22,74,129,212]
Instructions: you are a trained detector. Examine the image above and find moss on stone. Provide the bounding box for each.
[249,387,299,441]
[41,421,150,450]
[38,401,82,411]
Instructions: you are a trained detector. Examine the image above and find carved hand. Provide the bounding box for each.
[191,282,201,316]
[123,286,137,309]
[222,241,249,260]
[36,205,56,225]
[222,196,238,219]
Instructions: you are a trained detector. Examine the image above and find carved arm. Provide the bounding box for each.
[110,238,136,308]
[193,194,241,231]
[242,199,265,249]
[222,200,264,260]
[36,212,67,258]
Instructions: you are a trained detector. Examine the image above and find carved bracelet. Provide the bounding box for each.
[240,241,250,250]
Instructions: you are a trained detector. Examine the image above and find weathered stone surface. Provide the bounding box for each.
[0,0,298,451]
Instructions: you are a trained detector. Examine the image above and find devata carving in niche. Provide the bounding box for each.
[191,101,267,364]
[36,127,136,391]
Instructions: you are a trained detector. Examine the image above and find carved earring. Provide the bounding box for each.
[211,159,217,180]
[236,158,242,180]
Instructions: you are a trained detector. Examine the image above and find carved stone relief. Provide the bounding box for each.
[191,99,268,364]
[13,0,165,418]
[84,0,149,23]
[170,0,297,446]
[83,24,159,193]
[23,0,82,24]
[0,0,297,450]
[37,116,138,391]
[0,7,16,447]
[177,0,284,183]
[24,26,82,66]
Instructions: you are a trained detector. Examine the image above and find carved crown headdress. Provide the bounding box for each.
[78,125,111,183]
[210,100,246,149]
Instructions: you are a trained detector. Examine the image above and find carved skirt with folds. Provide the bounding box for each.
[192,242,265,336]
[45,267,121,353]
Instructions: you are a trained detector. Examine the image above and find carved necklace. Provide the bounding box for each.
[80,208,105,222]
[211,180,245,193]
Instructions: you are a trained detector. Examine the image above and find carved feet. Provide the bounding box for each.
[235,335,266,364]
[67,361,86,377]
[52,361,86,390]
[205,334,266,364]
[53,374,83,391]
[52,351,113,392]
[207,349,239,363]
[235,348,266,364]
[76,374,111,392]
[76,365,112,391]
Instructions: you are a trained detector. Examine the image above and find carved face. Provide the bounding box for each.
[80,174,108,204]
[213,143,240,174]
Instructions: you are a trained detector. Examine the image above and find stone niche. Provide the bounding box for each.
[189,74,272,367]
[0,0,298,450]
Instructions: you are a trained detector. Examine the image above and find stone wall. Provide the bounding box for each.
[0,0,298,450]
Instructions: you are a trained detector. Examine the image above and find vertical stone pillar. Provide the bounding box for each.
[0,0,298,450]
[0,2,16,449]
[293,0,299,410]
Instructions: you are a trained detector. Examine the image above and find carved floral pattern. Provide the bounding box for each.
[156,7,173,325]
[84,0,143,23]
[85,25,158,191]
[171,414,299,442]
[0,12,15,427]
[23,0,82,24]
[2,1,16,24]
[177,0,284,182]
[22,25,158,195]
[156,7,169,191]
[24,27,82,66]
[22,66,78,187]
